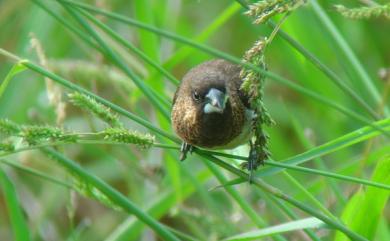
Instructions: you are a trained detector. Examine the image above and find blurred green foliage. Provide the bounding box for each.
[0,0,389,241]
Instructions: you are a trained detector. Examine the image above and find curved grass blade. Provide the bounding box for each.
[281,171,338,220]
[335,156,390,241]
[237,0,380,120]
[197,152,369,241]
[54,0,389,137]
[267,160,390,191]
[223,217,325,241]
[0,62,27,100]
[104,169,210,241]
[310,0,388,115]
[43,148,180,241]
[0,167,31,241]
[19,58,179,142]
[162,2,241,71]
[59,3,171,120]
[202,117,389,181]
[0,159,72,189]
[77,7,179,86]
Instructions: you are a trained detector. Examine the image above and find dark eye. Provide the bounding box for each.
[192,91,200,101]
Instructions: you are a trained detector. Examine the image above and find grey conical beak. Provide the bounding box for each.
[204,88,227,114]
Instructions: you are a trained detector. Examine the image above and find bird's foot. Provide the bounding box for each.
[179,142,193,161]
[240,141,264,183]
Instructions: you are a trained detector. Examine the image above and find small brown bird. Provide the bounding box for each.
[171,59,260,177]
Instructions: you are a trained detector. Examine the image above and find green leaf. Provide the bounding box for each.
[335,156,390,241]
[0,167,31,241]
[223,217,325,241]
[0,62,27,99]
[43,148,180,241]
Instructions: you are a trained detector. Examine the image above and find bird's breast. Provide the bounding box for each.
[172,98,252,149]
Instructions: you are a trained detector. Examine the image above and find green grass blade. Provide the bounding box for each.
[288,110,346,203]
[59,3,171,120]
[162,2,241,70]
[267,160,390,191]
[43,148,180,241]
[31,0,101,51]
[55,0,390,137]
[335,156,390,241]
[104,169,210,241]
[223,217,325,241]
[0,167,31,241]
[18,58,179,142]
[281,171,338,220]
[238,1,380,120]
[310,0,388,115]
[264,118,390,176]
[77,8,179,86]
[134,0,160,68]
[268,22,380,120]
[0,62,26,100]
[202,160,268,228]
[0,159,72,189]
[262,194,322,241]
[200,118,389,181]
[197,153,369,241]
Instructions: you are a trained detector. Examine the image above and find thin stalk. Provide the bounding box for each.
[310,0,388,116]
[202,161,267,227]
[21,59,180,142]
[268,160,390,191]
[281,171,338,220]
[201,117,389,180]
[54,0,390,137]
[42,148,180,241]
[267,21,380,120]
[203,160,290,241]
[78,7,179,86]
[237,0,381,120]
[0,140,178,159]
[197,152,369,241]
[32,0,101,51]
[34,0,172,108]
[262,193,322,241]
[60,3,171,120]
[0,159,73,189]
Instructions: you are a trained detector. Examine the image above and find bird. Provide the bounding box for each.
[171,59,261,179]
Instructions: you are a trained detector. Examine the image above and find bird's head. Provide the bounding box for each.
[171,59,247,148]
[179,62,232,117]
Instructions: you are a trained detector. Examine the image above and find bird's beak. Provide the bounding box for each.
[204,88,228,114]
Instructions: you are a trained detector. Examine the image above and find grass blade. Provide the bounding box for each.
[0,159,72,189]
[59,3,171,120]
[310,0,388,115]
[238,1,380,120]
[268,160,390,191]
[55,0,389,137]
[200,118,389,181]
[223,217,325,241]
[197,153,369,241]
[162,2,241,70]
[0,62,27,99]
[43,147,180,241]
[335,156,390,241]
[0,167,31,241]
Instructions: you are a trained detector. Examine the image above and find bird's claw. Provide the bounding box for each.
[240,141,264,183]
[179,142,193,161]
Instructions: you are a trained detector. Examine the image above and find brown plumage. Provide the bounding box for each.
[171,59,254,152]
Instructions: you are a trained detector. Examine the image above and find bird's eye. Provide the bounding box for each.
[192,91,200,101]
